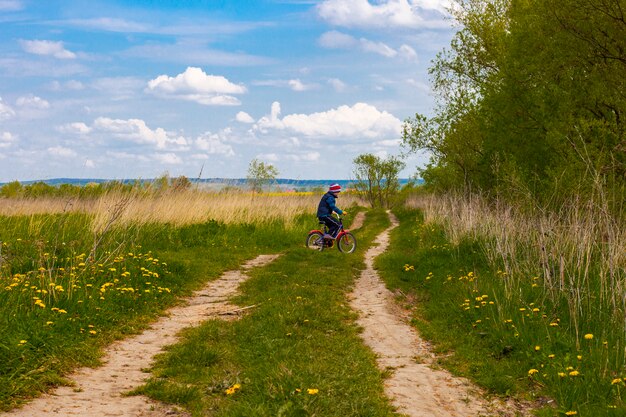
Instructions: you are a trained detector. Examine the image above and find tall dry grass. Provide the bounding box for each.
[407,192,626,333]
[0,190,362,229]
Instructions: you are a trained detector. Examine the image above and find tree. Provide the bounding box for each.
[171,175,192,192]
[353,154,405,208]
[246,158,279,193]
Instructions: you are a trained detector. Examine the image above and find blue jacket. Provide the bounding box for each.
[317,192,343,218]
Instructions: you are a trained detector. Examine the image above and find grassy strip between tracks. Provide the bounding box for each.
[133,209,396,417]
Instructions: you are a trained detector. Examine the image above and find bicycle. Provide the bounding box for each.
[305,214,357,253]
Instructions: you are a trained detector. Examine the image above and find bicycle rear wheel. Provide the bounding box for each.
[306,231,324,251]
[337,232,357,253]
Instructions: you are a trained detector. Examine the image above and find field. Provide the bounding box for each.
[2,188,625,416]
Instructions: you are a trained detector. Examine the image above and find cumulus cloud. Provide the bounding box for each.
[328,78,347,92]
[57,122,92,135]
[288,79,315,92]
[0,131,16,148]
[195,130,235,156]
[317,0,451,29]
[84,159,95,168]
[146,67,246,106]
[20,40,76,59]
[48,146,77,158]
[0,97,15,120]
[93,117,188,150]
[16,95,50,109]
[255,101,402,139]
[235,111,255,124]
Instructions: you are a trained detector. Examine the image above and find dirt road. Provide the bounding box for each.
[349,211,517,417]
[5,255,280,417]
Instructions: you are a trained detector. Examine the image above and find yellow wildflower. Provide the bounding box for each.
[307,388,319,395]
[565,411,577,416]
[528,369,539,376]
[584,333,593,340]
[611,378,623,385]
[569,370,580,377]
[225,383,241,395]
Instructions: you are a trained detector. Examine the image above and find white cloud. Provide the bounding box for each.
[0,0,23,11]
[48,146,77,158]
[0,97,15,120]
[328,78,347,92]
[63,17,149,33]
[318,30,357,49]
[49,80,85,91]
[57,122,93,135]
[20,40,76,59]
[288,79,315,92]
[195,130,236,156]
[255,102,402,139]
[317,0,452,29]
[399,44,418,60]
[153,153,183,165]
[146,67,246,106]
[360,38,397,57]
[84,159,95,168]
[93,117,188,149]
[16,95,50,109]
[318,31,418,61]
[106,151,150,162]
[235,111,255,124]
[0,131,15,148]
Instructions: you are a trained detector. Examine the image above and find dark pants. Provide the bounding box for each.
[319,216,341,237]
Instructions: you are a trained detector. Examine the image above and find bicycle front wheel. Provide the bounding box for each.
[306,231,324,251]
[337,232,357,253]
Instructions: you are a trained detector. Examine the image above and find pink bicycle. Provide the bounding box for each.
[306,215,357,253]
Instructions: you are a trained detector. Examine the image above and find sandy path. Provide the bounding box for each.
[4,254,280,417]
[349,212,514,417]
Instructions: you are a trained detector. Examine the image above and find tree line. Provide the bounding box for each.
[402,0,625,211]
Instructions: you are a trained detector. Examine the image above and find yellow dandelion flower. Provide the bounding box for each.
[528,369,539,376]
[89,330,97,335]
[18,340,27,345]
[584,333,593,340]
[565,411,577,416]
[577,355,582,361]
[225,383,241,395]
[307,388,319,395]
[535,346,541,351]
[548,354,555,359]
[611,378,623,385]
[558,372,566,377]
[569,370,580,376]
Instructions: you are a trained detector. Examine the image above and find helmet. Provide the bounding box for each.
[328,183,341,193]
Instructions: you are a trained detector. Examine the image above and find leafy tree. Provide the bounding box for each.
[352,154,405,208]
[402,0,625,209]
[246,158,279,193]
[0,181,23,198]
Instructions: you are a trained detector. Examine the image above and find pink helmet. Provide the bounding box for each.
[328,183,341,193]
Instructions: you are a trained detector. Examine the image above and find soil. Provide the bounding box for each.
[4,255,280,417]
[348,211,526,417]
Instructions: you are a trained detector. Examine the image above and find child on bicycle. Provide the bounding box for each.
[317,183,347,238]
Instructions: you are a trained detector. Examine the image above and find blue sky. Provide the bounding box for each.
[0,0,455,181]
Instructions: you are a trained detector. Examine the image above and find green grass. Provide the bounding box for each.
[133,209,397,416]
[0,213,303,411]
[375,207,626,417]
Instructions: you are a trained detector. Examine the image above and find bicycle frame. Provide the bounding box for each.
[309,216,349,240]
